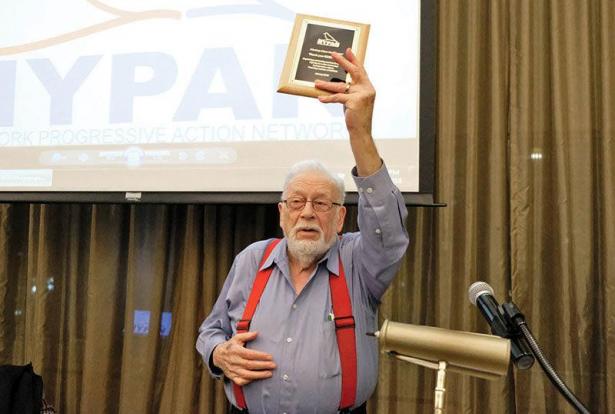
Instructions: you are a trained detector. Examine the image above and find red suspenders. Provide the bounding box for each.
[329,257,357,410]
[232,239,280,409]
[233,239,357,411]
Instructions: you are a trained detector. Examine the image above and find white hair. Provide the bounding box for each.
[282,160,346,204]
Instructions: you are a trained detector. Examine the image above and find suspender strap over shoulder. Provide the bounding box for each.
[232,238,281,409]
[233,239,357,411]
[330,257,357,410]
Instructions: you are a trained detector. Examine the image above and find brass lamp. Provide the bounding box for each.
[372,320,510,413]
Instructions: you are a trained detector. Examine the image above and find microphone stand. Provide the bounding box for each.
[388,353,448,414]
[501,302,591,414]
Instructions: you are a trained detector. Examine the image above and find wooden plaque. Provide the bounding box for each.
[277,14,370,98]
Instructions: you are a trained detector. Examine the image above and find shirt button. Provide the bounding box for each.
[282,374,289,381]
[286,337,293,343]
[292,304,297,309]
[366,187,373,193]
[375,228,381,234]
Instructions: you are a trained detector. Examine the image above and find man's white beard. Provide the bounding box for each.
[286,224,336,267]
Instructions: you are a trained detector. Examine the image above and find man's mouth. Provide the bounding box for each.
[294,226,321,237]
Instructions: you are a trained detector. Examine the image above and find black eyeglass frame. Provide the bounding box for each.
[280,198,343,212]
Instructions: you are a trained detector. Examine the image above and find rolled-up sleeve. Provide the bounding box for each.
[351,162,409,301]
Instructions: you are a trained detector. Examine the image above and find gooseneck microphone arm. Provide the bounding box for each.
[469,281,591,414]
[502,303,590,414]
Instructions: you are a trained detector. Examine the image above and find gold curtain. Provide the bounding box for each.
[1,1,614,412]
[508,1,615,412]
[0,204,283,413]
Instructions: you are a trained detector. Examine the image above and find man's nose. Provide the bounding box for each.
[300,201,316,217]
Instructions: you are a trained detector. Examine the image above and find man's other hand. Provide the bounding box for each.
[212,331,276,386]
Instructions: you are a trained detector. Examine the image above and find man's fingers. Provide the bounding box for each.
[238,367,274,380]
[331,50,362,80]
[226,331,275,363]
[330,51,356,73]
[227,361,275,386]
[242,358,276,370]
[318,93,350,105]
[231,368,274,386]
[229,356,275,374]
[237,346,275,361]
[228,367,273,386]
[314,79,347,94]
[232,331,258,344]
[343,48,358,64]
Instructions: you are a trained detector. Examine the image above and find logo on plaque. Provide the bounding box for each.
[317,32,340,48]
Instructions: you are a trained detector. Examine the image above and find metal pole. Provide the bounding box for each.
[434,361,447,414]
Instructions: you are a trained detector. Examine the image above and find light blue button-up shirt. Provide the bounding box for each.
[196,164,409,414]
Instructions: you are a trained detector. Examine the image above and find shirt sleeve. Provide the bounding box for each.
[351,161,409,302]
[195,259,238,379]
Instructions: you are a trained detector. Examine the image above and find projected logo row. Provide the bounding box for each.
[39,147,238,167]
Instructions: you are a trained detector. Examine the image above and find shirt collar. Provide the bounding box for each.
[259,237,341,277]
[323,238,341,276]
[259,238,285,271]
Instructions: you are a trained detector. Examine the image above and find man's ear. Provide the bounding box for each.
[278,202,283,227]
[336,206,347,233]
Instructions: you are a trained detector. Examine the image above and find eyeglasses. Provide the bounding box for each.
[281,197,342,212]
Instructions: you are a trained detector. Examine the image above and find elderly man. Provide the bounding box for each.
[196,49,409,414]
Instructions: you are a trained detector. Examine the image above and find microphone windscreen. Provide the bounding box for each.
[468,281,495,305]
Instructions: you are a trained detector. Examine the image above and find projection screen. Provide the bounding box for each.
[0,0,436,204]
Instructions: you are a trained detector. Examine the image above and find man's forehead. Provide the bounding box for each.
[286,171,337,194]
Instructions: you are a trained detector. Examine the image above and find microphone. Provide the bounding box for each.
[372,320,511,380]
[468,281,535,370]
